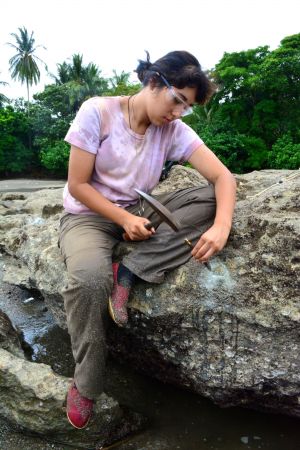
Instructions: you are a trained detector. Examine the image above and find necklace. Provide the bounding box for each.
[127,94,144,153]
[128,95,135,129]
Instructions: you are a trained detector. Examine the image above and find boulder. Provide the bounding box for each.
[0,347,143,448]
[0,308,25,358]
[0,192,145,446]
[0,189,67,325]
[0,167,299,417]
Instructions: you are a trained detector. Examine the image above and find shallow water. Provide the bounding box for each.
[0,260,299,449]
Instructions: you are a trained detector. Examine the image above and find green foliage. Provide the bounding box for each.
[183,33,300,173]
[33,83,74,117]
[51,54,108,112]
[3,32,300,176]
[185,112,268,173]
[199,130,268,174]
[238,135,269,171]
[40,141,70,174]
[211,34,300,149]
[32,85,74,140]
[105,81,140,96]
[257,34,300,142]
[268,134,300,169]
[31,84,75,176]
[105,70,141,96]
[30,63,141,177]
[0,76,9,108]
[0,106,33,174]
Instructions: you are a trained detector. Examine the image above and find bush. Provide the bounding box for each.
[189,117,268,173]
[268,134,300,169]
[40,141,70,175]
[0,136,32,174]
[238,135,268,171]
[0,106,33,175]
[199,129,247,173]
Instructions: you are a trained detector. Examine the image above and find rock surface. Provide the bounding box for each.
[0,309,25,358]
[0,347,143,448]
[0,167,300,418]
[0,192,144,446]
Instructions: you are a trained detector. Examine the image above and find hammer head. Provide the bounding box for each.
[134,188,181,232]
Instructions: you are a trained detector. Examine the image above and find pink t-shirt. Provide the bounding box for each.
[63,96,203,214]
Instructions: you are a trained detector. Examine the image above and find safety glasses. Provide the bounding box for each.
[156,72,194,116]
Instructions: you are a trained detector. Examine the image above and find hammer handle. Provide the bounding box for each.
[122,222,155,241]
[144,222,155,230]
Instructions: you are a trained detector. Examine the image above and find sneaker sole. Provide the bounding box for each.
[67,411,91,429]
[108,297,125,327]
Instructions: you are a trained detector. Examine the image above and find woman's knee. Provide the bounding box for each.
[69,265,113,295]
[195,184,216,203]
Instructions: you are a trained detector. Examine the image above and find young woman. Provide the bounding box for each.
[59,50,236,429]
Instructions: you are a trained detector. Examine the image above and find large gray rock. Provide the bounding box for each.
[0,192,145,446]
[0,167,299,418]
[0,309,25,358]
[0,347,143,448]
[0,190,67,324]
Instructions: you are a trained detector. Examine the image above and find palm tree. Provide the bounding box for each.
[52,54,108,112]
[53,62,71,85]
[109,69,130,89]
[82,62,108,97]
[7,26,47,114]
[67,59,108,111]
[68,54,85,83]
[107,69,139,96]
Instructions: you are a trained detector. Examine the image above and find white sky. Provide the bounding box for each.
[1,0,299,100]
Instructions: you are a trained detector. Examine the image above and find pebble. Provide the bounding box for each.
[23,297,35,304]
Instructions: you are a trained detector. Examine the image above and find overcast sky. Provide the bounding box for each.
[1,0,299,99]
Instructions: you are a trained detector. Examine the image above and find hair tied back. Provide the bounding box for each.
[135,50,153,83]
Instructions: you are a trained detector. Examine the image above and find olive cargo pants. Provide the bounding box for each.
[59,185,216,399]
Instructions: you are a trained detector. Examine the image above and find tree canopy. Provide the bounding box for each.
[0,75,9,108]
[1,31,299,177]
[184,33,300,172]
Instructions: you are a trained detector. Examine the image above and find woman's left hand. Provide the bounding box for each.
[191,223,231,263]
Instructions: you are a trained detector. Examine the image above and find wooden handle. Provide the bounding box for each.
[144,222,154,230]
[122,222,154,241]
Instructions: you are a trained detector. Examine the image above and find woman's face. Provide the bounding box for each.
[147,85,197,126]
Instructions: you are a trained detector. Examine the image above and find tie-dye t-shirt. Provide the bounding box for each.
[63,96,203,214]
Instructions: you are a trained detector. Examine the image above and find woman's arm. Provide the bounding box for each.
[188,144,237,263]
[67,145,154,240]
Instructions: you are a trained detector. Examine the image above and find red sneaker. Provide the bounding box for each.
[108,263,131,327]
[66,382,93,429]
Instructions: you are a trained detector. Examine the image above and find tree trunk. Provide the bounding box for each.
[26,81,30,117]
[26,80,32,151]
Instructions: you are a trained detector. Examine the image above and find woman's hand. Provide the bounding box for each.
[188,145,236,264]
[122,215,155,241]
[191,223,231,263]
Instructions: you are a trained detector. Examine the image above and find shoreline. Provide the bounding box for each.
[0,179,65,193]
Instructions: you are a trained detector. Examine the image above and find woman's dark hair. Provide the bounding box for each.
[135,50,215,105]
